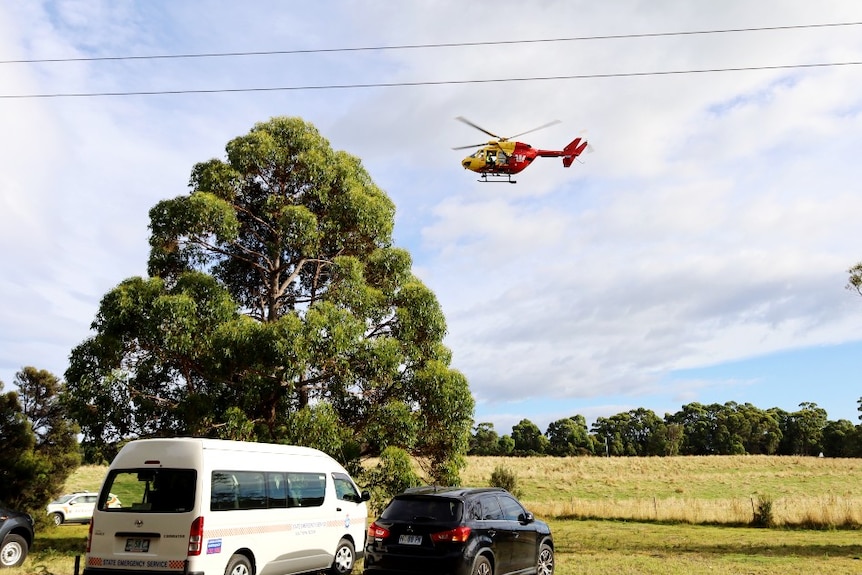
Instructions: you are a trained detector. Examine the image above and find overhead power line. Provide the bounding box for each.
[1,60,859,99]
[1,21,860,65]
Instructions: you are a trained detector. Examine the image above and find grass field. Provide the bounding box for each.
[462,455,862,527]
[9,456,862,575]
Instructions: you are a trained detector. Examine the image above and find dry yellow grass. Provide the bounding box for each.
[461,455,862,527]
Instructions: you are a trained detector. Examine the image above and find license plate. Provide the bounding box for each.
[125,538,150,552]
[398,535,422,545]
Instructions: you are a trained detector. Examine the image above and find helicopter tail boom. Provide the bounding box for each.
[535,137,590,166]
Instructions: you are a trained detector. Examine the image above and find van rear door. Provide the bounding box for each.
[88,469,198,573]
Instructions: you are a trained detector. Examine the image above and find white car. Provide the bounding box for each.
[46,492,120,526]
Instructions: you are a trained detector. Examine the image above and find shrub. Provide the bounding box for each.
[489,464,522,498]
[363,446,422,515]
[751,496,775,527]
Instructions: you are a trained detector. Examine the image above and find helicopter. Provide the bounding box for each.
[454,116,589,183]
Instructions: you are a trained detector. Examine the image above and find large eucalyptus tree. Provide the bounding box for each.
[64,117,473,483]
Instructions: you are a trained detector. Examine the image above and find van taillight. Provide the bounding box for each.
[188,516,204,556]
[86,520,94,552]
[367,522,389,540]
[431,525,471,543]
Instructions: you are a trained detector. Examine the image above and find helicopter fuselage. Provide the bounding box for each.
[461,137,588,177]
[454,116,589,183]
[461,141,534,175]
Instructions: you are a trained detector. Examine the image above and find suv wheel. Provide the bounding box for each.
[51,512,64,526]
[537,542,554,575]
[471,555,492,575]
[1,534,29,567]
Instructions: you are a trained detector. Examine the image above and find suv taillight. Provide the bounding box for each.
[431,525,471,543]
[367,522,390,540]
[188,516,204,555]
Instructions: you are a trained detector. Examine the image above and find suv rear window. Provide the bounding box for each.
[381,497,462,522]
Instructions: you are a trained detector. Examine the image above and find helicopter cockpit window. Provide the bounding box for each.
[469,149,484,159]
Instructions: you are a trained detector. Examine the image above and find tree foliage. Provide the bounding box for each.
[63,117,473,484]
[546,416,592,456]
[511,418,549,455]
[470,422,501,455]
[363,446,422,515]
[0,368,80,515]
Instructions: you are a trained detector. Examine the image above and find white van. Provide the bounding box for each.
[84,438,369,575]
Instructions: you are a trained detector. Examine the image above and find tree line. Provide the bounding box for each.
[470,400,862,457]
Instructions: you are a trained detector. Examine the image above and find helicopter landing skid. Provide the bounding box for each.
[478,173,517,184]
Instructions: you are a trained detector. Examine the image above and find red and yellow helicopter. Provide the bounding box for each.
[454,116,589,183]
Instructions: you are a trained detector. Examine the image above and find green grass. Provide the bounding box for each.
[550,520,862,575]
[8,457,862,575]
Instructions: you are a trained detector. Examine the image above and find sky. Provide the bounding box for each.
[2,1,862,436]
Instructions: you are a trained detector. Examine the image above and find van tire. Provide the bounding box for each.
[224,554,252,575]
[329,538,355,574]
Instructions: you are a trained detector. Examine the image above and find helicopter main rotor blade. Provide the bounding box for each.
[452,142,494,150]
[508,119,562,139]
[455,116,502,140]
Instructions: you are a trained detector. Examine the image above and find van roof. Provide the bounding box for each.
[120,438,335,458]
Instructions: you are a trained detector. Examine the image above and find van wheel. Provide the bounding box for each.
[472,555,492,575]
[224,554,252,575]
[51,512,64,526]
[329,538,355,574]
[1,534,29,567]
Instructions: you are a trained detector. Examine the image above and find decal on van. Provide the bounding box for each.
[86,557,184,571]
[206,539,222,554]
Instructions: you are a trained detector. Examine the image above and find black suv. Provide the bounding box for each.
[0,505,35,568]
[363,487,553,575]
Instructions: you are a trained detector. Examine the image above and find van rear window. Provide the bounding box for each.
[211,471,326,511]
[100,469,197,513]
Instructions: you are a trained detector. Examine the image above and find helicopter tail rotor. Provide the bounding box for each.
[562,137,590,168]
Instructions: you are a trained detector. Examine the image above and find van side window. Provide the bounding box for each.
[212,471,326,510]
[286,472,326,507]
[212,472,239,510]
[332,472,360,502]
[212,471,267,510]
[235,471,267,509]
[266,472,287,508]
